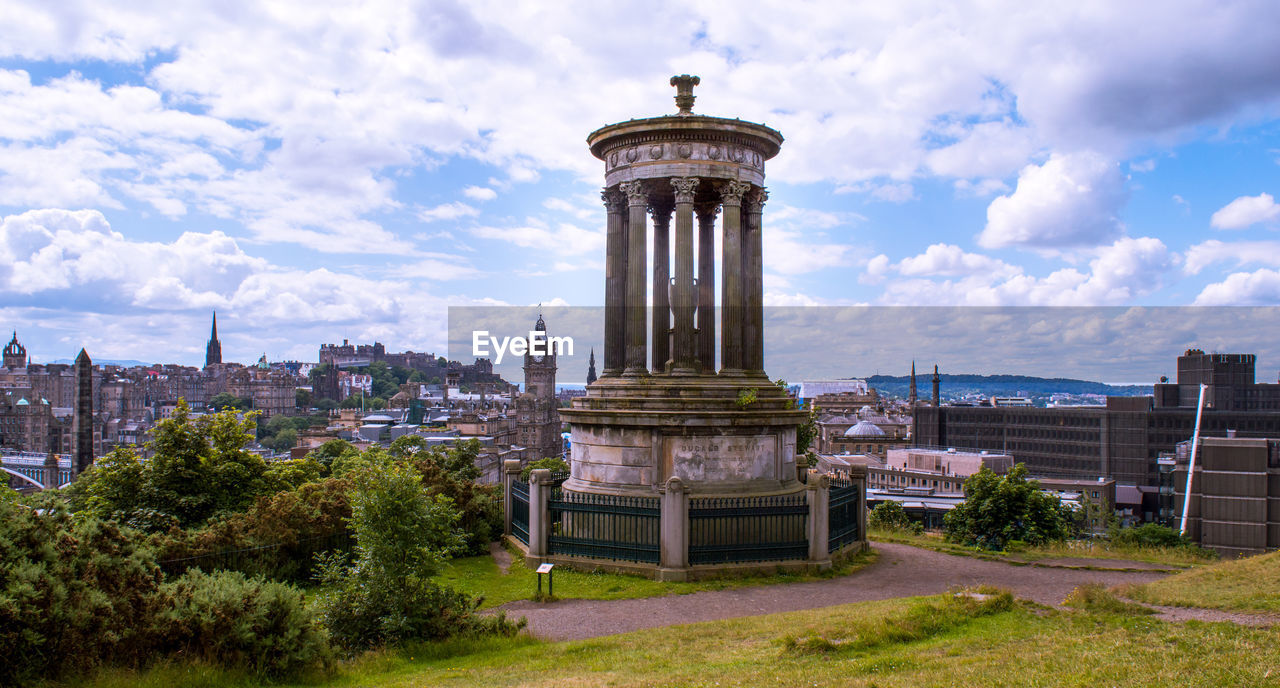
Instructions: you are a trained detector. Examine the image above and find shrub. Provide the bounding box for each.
[943,464,1073,550]
[152,477,353,583]
[519,456,570,482]
[0,492,164,684]
[153,569,330,677]
[316,454,523,651]
[869,501,923,535]
[1108,523,1202,550]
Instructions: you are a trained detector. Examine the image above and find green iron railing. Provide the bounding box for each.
[511,478,530,545]
[547,489,659,563]
[828,478,861,553]
[689,494,808,565]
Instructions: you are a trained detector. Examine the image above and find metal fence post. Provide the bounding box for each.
[660,476,689,577]
[503,459,522,537]
[807,473,831,564]
[528,468,551,559]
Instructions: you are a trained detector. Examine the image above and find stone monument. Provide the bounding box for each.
[559,75,808,499]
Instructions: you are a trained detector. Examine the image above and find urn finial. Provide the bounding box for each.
[670,74,700,115]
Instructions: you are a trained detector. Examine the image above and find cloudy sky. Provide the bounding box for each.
[3,1,1280,375]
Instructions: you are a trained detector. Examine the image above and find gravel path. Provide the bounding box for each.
[496,542,1172,641]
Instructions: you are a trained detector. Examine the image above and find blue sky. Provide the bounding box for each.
[2,1,1280,375]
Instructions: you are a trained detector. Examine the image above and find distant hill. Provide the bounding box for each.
[864,373,1152,401]
[47,358,153,368]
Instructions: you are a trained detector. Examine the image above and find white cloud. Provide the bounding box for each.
[1209,193,1280,229]
[1195,269,1280,305]
[979,151,1127,249]
[463,185,497,201]
[1184,239,1280,274]
[417,202,479,222]
[895,243,1019,279]
[471,221,603,256]
[880,236,1171,306]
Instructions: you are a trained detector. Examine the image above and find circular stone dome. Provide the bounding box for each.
[844,419,887,437]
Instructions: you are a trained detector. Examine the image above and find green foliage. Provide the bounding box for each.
[408,441,501,555]
[736,387,758,409]
[316,452,521,651]
[153,477,352,583]
[519,455,570,482]
[308,438,359,473]
[943,464,1073,550]
[153,569,330,677]
[869,501,923,535]
[82,401,274,531]
[1108,522,1201,550]
[0,493,163,684]
[207,392,251,412]
[295,387,313,409]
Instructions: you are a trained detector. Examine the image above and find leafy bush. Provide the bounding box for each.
[0,492,163,684]
[944,464,1073,550]
[316,454,522,651]
[1108,523,1201,550]
[153,477,353,582]
[519,456,570,482]
[81,401,276,530]
[154,569,330,677]
[869,501,923,534]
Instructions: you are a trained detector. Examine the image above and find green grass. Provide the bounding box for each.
[66,589,1280,687]
[1125,548,1280,614]
[433,543,878,609]
[871,528,1210,568]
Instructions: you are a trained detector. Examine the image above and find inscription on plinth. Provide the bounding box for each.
[664,434,779,483]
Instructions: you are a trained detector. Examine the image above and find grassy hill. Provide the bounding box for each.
[74,588,1278,688]
[1125,549,1280,613]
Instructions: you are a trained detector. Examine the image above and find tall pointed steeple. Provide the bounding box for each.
[586,348,598,385]
[908,361,917,406]
[205,310,222,368]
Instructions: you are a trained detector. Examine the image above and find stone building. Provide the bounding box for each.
[1173,435,1280,557]
[914,350,1280,488]
[515,314,561,460]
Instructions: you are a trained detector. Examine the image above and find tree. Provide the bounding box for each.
[208,392,250,412]
[943,464,1073,550]
[82,401,272,530]
[315,453,506,651]
[869,500,922,534]
[295,388,312,409]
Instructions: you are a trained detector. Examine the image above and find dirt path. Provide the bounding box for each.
[496,542,1172,641]
[489,540,513,574]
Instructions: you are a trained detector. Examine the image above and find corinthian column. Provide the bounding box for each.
[602,187,626,376]
[719,181,750,375]
[670,176,699,375]
[620,181,649,376]
[744,187,767,377]
[695,202,719,374]
[650,201,673,373]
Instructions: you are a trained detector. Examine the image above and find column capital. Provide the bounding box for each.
[746,187,769,212]
[670,176,700,204]
[695,201,721,222]
[648,201,674,223]
[601,187,625,213]
[619,180,648,207]
[719,180,751,206]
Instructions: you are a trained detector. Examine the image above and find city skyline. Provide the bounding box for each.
[4,3,1280,365]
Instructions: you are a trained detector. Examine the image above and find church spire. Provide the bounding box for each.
[205,310,222,368]
[586,348,598,385]
[908,361,917,406]
[931,364,941,407]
